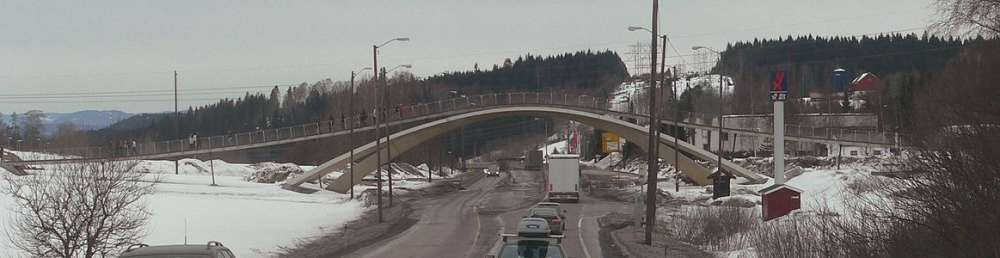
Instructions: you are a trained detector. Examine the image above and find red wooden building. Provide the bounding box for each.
[850,72,881,91]
[760,184,803,221]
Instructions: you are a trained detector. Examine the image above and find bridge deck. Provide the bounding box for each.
[5,92,899,166]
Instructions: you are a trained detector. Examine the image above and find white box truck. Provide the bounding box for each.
[546,154,580,203]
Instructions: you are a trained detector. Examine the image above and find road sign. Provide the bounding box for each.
[601,132,622,154]
[769,71,788,102]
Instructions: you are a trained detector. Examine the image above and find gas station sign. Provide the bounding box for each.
[769,71,788,102]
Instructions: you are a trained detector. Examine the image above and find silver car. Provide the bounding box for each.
[525,207,565,235]
[534,202,568,218]
[120,241,236,258]
[487,218,570,258]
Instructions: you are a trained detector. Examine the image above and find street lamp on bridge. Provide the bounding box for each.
[381,63,412,210]
[373,37,409,223]
[348,67,373,200]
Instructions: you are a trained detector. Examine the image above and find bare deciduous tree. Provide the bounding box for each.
[933,0,1000,36]
[1,161,157,258]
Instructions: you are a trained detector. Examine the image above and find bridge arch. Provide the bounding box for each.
[284,106,764,193]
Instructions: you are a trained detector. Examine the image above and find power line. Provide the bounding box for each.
[0,98,227,104]
[0,84,297,98]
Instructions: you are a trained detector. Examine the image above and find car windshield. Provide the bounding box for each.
[498,241,565,258]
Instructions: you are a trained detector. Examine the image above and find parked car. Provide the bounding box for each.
[487,218,570,258]
[525,207,565,235]
[120,241,236,258]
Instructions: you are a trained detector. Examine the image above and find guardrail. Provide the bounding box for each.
[5,91,898,162]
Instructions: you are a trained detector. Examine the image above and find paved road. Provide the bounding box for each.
[350,169,626,258]
[353,174,503,258]
[493,193,626,258]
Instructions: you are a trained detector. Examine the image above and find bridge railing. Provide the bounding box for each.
[6,91,898,162]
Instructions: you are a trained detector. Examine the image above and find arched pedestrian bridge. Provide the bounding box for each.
[4,92,898,191]
[285,105,766,192]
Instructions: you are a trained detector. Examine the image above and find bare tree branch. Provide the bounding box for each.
[1,161,156,258]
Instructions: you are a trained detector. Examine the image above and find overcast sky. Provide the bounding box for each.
[0,0,936,114]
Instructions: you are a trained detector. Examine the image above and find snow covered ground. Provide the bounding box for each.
[0,157,451,257]
[141,174,363,257]
[650,157,880,212]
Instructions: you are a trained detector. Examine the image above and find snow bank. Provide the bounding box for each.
[132,159,258,177]
[7,150,77,160]
[144,174,364,257]
[0,160,367,258]
[243,162,305,183]
[588,152,623,170]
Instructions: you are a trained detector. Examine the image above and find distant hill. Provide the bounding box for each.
[45,110,135,131]
[0,110,135,136]
[1,110,135,136]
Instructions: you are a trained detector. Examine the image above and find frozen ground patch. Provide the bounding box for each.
[144,174,365,257]
[0,159,367,258]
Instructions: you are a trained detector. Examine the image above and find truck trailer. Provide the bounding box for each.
[546,154,580,203]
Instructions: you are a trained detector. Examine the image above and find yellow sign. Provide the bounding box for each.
[602,132,622,154]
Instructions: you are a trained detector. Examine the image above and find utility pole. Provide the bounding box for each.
[460,125,466,173]
[718,64,725,175]
[543,119,549,158]
[644,0,660,245]
[350,71,356,199]
[383,67,394,208]
[673,66,680,193]
[693,46,725,177]
[373,45,383,223]
[428,138,433,182]
[658,34,667,177]
[174,70,179,175]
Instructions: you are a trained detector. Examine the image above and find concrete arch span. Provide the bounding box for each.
[283,106,765,193]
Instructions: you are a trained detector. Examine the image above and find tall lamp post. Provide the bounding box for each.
[629,25,672,193]
[383,64,412,208]
[348,67,373,200]
[373,37,409,223]
[692,46,725,176]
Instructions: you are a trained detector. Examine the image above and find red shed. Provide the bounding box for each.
[850,72,881,91]
[759,184,803,221]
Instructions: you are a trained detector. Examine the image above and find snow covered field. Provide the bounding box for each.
[142,174,364,257]
[0,158,374,258]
